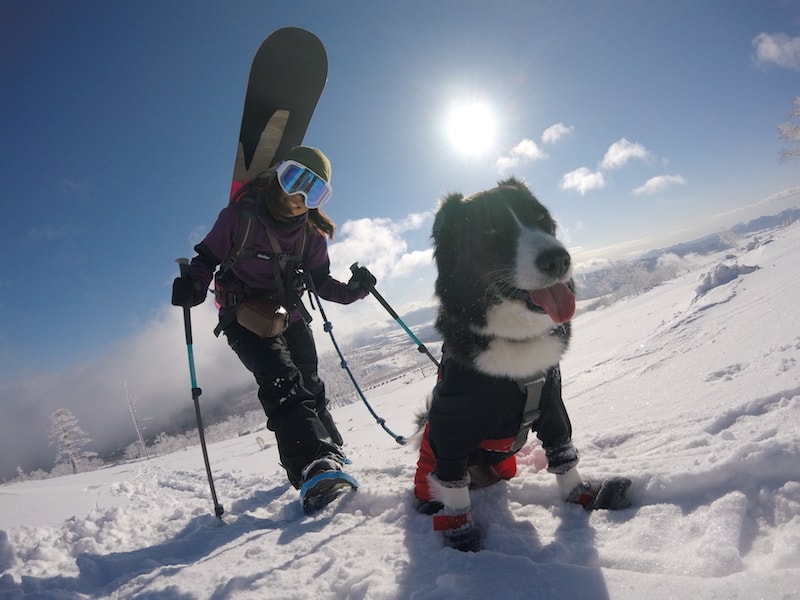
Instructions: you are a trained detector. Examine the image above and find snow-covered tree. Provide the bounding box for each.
[48,408,98,475]
[779,96,800,163]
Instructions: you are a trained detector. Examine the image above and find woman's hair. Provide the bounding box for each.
[308,208,336,239]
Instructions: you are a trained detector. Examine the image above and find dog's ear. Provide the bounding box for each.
[432,192,464,243]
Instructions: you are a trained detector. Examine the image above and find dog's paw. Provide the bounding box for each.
[442,523,483,552]
[433,511,483,552]
[592,476,632,510]
[567,476,632,510]
[416,499,444,515]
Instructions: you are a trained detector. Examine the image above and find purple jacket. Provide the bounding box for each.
[189,198,365,322]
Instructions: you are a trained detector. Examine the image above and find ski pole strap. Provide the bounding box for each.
[512,373,546,453]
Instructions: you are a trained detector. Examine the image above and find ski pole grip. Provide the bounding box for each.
[176,257,191,278]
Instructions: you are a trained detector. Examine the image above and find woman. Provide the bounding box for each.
[172,146,374,508]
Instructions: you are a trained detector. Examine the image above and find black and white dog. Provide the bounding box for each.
[413,178,629,552]
[433,177,575,376]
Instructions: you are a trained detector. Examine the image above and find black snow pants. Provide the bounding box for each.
[223,317,344,488]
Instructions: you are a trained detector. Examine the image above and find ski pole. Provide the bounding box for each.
[176,258,224,520]
[350,263,440,369]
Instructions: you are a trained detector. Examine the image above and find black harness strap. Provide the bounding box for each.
[264,225,313,323]
[512,373,546,452]
[219,194,261,274]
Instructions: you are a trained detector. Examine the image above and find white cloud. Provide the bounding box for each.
[560,167,606,195]
[188,225,207,246]
[394,249,435,277]
[753,32,800,70]
[600,138,652,170]
[496,138,548,174]
[541,122,575,145]
[26,225,70,242]
[61,178,92,197]
[328,212,434,280]
[0,301,250,479]
[632,174,688,195]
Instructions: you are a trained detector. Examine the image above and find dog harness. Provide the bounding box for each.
[512,372,546,452]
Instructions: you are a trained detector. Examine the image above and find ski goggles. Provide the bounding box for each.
[276,160,332,209]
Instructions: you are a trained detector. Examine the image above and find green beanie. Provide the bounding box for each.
[282,146,332,183]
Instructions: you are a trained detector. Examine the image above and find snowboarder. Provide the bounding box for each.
[172,146,374,510]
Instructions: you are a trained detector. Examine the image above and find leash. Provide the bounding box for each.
[303,271,427,445]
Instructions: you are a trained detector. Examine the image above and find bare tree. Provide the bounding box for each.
[779,96,800,163]
[125,380,149,458]
[48,408,98,474]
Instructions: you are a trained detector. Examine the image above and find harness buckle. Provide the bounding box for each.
[512,374,546,453]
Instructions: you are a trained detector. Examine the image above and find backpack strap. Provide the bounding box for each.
[265,224,313,323]
[219,194,260,274]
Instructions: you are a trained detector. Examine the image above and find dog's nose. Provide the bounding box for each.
[535,246,571,278]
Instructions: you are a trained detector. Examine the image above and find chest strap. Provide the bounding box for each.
[512,373,546,452]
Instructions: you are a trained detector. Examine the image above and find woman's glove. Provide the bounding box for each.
[171,275,207,307]
[347,265,376,292]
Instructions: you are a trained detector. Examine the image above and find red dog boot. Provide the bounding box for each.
[434,509,482,552]
[429,473,483,552]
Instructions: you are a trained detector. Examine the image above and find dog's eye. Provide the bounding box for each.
[534,212,557,233]
[531,210,548,223]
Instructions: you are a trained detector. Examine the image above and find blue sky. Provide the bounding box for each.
[1,1,799,475]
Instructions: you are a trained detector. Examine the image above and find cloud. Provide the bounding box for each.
[26,225,70,242]
[0,301,250,480]
[496,139,548,174]
[541,123,575,145]
[600,138,652,170]
[61,178,92,198]
[329,212,434,280]
[495,123,573,175]
[394,249,434,276]
[753,32,800,70]
[560,167,606,195]
[632,175,688,195]
[188,225,208,246]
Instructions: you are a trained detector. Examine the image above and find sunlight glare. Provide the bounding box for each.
[446,101,496,156]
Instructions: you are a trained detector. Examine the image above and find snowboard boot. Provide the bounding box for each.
[299,457,358,514]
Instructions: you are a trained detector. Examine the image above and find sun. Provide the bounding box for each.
[445,101,496,156]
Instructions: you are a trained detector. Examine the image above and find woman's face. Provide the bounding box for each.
[273,189,309,219]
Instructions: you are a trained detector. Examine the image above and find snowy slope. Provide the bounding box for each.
[2,223,799,600]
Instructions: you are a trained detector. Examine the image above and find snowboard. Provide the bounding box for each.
[300,471,359,515]
[230,27,328,201]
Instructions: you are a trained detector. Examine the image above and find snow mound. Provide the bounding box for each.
[694,262,758,298]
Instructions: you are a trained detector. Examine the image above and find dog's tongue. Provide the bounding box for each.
[529,283,575,323]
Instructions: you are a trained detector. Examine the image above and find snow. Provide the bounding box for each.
[2,223,800,599]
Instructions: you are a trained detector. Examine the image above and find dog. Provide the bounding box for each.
[413,178,629,552]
